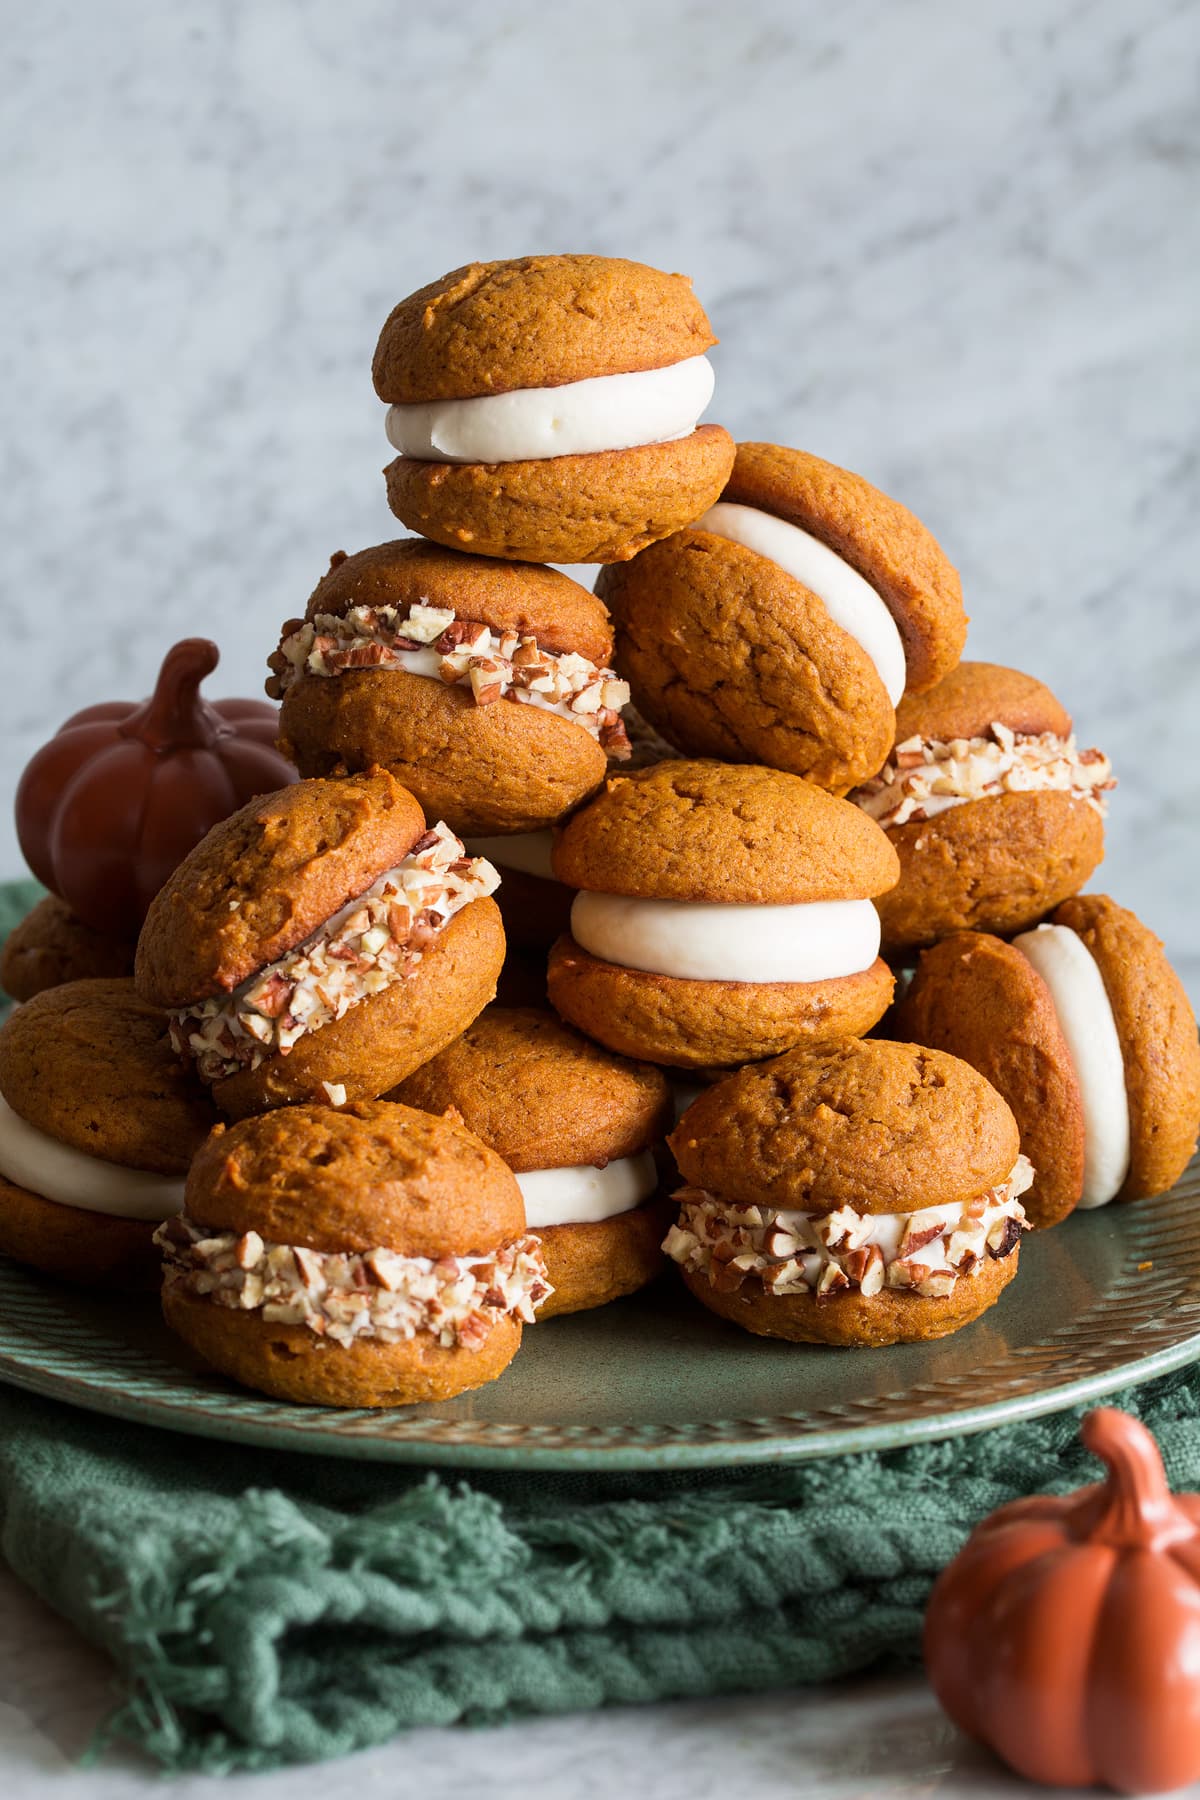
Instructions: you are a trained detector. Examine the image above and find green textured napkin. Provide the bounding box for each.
[2,879,1200,1774]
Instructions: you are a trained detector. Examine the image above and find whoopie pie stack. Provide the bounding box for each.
[3,248,1197,1404]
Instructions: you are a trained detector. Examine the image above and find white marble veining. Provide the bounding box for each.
[1,3,1198,1792]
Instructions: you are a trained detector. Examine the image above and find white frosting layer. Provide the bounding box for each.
[1012,924,1131,1208]
[464,831,559,883]
[385,355,715,465]
[0,1096,185,1222]
[570,891,881,984]
[517,1151,658,1228]
[696,501,907,705]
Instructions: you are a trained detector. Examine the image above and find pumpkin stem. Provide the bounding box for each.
[120,639,227,752]
[1076,1408,1192,1549]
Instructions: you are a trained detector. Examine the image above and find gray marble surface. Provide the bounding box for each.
[1,1,1198,1792]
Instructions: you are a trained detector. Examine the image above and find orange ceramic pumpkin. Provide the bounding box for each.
[925,1407,1200,1794]
[16,638,296,939]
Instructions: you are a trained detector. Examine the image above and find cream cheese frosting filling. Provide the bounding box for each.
[852,723,1115,829]
[516,1151,659,1228]
[570,891,881,985]
[156,1214,552,1350]
[464,830,559,882]
[0,1096,185,1221]
[696,501,907,705]
[268,604,632,756]
[664,1157,1032,1301]
[384,355,715,464]
[171,823,501,1084]
[1012,924,1131,1208]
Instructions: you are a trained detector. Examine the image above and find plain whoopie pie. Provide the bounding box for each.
[666,1037,1031,1347]
[894,896,1200,1226]
[135,768,504,1119]
[373,255,735,564]
[851,661,1113,951]
[546,759,899,1068]
[392,1006,674,1316]
[156,1099,551,1406]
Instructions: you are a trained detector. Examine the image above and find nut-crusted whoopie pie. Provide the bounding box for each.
[546,760,899,1069]
[156,1100,551,1406]
[666,1038,1031,1347]
[391,1006,673,1317]
[0,894,134,1003]
[894,896,1200,1227]
[373,255,735,564]
[0,979,216,1287]
[269,540,633,837]
[596,443,968,792]
[135,769,504,1119]
[851,661,1113,951]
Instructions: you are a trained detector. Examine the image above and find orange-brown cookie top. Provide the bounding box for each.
[289,539,614,665]
[669,1037,1020,1214]
[0,979,217,1175]
[894,661,1073,745]
[721,443,966,692]
[185,1098,525,1256]
[551,760,900,903]
[135,769,427,1008]
[373,255,717,403]
[1051,894,1200,1199]
[389,1006,672,1171]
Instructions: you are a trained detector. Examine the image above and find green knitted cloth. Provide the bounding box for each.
[2,879,1199,1774]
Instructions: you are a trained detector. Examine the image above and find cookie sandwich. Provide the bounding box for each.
[894,897,1200,1226]
[851,661,1113,950]
[393,1007,673,1316]
[156,1100,551,1406]
[0,979,216,1286]
[596,443,968,792]
[374,255,735,564]
[666,1038,1031,1346]
[136,769,504,1119]
[1,894,134,1003]
[546,761,899,1068]
[270,540,631,837]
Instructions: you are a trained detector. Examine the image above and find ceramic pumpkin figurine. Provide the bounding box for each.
[16,638,296,938]
[925,1406,1200,1794]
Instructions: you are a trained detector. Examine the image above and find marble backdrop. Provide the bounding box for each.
[2,0,1197,993]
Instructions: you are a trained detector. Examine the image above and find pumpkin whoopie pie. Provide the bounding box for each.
[269,539,631,838]
[595,443,968,792]
[156,1100,551,1406]
[391,1006,673,1317]
[546,760,899,1069]
[0,979,216,1287]
[666,1037,1032,1347]
[135,769,504,1120]
[851,661,1113,951]
[894,897,1200,1226]
[0,894,134,1002]
[373,255,735,564]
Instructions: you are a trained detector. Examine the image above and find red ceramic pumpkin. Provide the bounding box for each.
[925,1406,1200,1794]
[16,638,296,939]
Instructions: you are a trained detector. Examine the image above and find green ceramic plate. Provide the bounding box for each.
[1,1159,1199,1469]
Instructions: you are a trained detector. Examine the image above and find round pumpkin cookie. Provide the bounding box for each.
[851,662,1114,951]
[0,894,134,1003]
[596,442,967,791]
[135,769,505,1119]
[390,1006,673,1316]
[156,1100,551,1406]
[373,255,734,564]
[546,760,899,1068]
[270,540,634,837]
[665,1038,1031,1347]
[0,979,217,1287]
